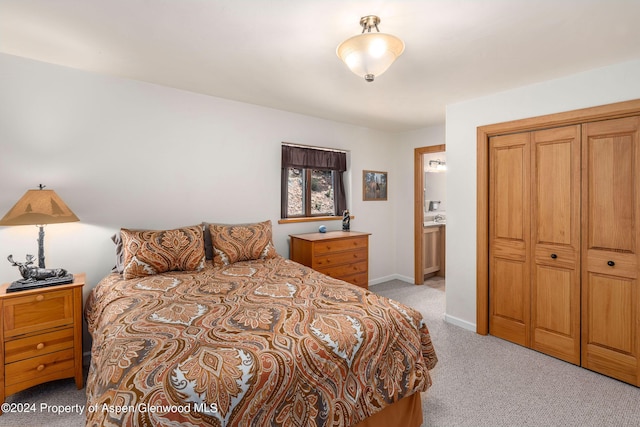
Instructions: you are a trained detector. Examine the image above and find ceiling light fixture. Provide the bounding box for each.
[336,15,405,82]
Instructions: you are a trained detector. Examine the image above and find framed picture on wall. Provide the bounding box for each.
[363,170,388,201]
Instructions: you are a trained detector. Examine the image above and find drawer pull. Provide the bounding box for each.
[36,364,46,372]
[35,294,45,302]
[550,253,558,259]
[36,343,45,350]
[607,260,615,267]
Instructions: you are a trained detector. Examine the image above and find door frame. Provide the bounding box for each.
[414,144,446,284]
[476,99,640,335]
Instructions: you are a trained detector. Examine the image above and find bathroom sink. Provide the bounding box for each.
[424,220,446,227]
[424,213,446,227]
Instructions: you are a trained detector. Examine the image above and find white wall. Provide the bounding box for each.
[0,53,399,302]
[394,125,446,282]
[4,53,640,339]
[445,59,640,331]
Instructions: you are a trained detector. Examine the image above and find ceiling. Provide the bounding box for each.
[2,0,640,132]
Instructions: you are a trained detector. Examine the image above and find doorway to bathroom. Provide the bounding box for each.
[414,145,446,285]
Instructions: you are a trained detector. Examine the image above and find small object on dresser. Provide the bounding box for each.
[318,225,327,233]
[6,254,73,293]
[342,210,350,231]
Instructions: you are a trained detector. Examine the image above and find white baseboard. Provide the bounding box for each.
[444,314,476,332]
[392,274,414,284]
[369,274,414,287]
[369,276,478,333]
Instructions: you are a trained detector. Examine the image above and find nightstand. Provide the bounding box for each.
[290,231,371,289]
[0,274,85,409]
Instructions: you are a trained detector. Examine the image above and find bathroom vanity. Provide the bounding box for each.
[423,213,445,278]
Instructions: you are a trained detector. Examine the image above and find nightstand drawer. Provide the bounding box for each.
[314,248,367,268]
[3,289,74,338]
[313,237,367,254]
[5,327,74,364]
[318,260,368,279]
[5,348,75,387]
[0,275,85,403]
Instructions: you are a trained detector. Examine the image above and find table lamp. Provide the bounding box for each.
[0,184,79,269]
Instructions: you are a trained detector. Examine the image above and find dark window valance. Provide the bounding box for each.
[282,145,346,172]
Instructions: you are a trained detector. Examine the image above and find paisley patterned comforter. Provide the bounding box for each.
[85,256,437,426]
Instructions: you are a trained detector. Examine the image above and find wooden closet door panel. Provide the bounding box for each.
[531,125,581,364]
[582,116,640,385]
[489,133,531,346]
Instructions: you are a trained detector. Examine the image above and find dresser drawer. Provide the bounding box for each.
[5,327,74,364]
[3,289,74,338]
[5,348,75,387]
[313,237,367,254]
[342,272,368,288]
[314,248,367,268]
[290,232,370,290]
[318,260,368,279]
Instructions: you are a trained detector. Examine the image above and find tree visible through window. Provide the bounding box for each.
[286,168,335,217]
[281,144,347,219]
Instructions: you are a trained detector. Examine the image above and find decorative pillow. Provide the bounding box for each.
[208,220,278,266]
[120,225,206,279]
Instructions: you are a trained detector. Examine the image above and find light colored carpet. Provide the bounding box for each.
[2,278,639,426]
[374,278,640,427]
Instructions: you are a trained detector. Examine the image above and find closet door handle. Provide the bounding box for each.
[607,260,615,267]
[550,253,558,259]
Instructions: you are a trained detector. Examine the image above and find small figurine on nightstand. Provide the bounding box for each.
[6,254,73,292]
[342,210,350,231]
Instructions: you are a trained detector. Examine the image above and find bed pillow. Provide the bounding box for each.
[111,232,124,273]
[208,220,278,266]
[120,225,206,279]
[202,222,214,260]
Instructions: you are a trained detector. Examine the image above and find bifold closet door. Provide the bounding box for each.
[530,126,581,365]
[489,126,581,364]
[489,132,531,347]
[582,116,640,386]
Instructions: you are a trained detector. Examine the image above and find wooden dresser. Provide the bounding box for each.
[290,231,370,289]
[0,274,85,408]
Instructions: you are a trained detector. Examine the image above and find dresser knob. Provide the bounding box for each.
[35,295,45,302]
[36,343,45,350]
[607,260,615,267]
[36,364,46,372]
[550,253,558,259]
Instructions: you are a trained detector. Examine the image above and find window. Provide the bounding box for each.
[281,144,347,219]
[286,168,335,217]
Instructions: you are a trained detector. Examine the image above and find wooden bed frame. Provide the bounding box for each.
[354,393,423,427]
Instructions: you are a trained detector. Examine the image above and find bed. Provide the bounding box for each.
[84,222,437,426]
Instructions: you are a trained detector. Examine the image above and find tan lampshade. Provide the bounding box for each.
[0,189,79,226]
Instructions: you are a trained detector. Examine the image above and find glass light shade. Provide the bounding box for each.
[337,32,405,81]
